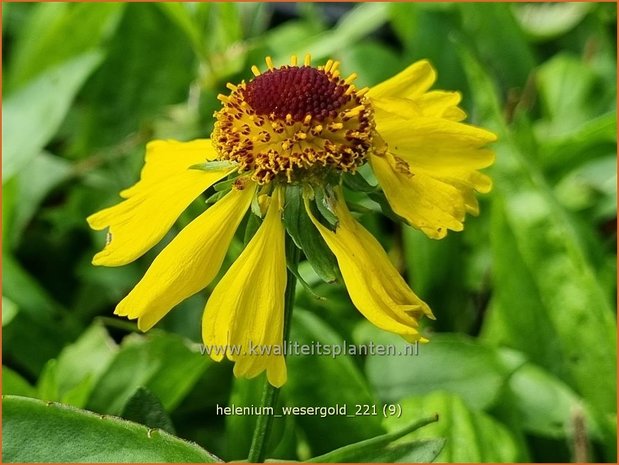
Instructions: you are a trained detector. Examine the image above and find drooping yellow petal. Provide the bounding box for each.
[114,182,256,331]
[202,189,288,387]
[120,139,218,198]
[368,60,436,100]
[87,140,234,267]
[306,192,433,342]
[371,152,470,239]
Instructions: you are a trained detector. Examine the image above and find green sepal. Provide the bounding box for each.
[204,175,241,206]
[244,211,262,245]
[286,257,327,302]
[313,185,339,228]
[283,185,339,284]
[343,171,379,193]
[189,160,237,172]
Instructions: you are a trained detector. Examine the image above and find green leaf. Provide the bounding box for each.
[307,415,442,463]
[2,367,36,398]
[285,310,385,456]
[384,392,525,462]
[122,387,176,435]
[36,322,117,408]
[361,329,514,411]
[87,332,210,415]
[2,395,221,462]
[2,51,104,181]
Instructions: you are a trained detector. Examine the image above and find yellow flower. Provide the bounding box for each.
[88,55,495,387]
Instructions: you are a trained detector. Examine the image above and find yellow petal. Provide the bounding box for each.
[374,108,496,172]
[372,92,466,122]
[202,189,288,387]
[306,192,433,341]
[87,142,234,267]
[371,153,471,239]
[368,60,436,100]
[114,182,256,331]
[120,139,218,198]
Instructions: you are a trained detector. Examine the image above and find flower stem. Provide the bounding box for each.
[247,237,300,463]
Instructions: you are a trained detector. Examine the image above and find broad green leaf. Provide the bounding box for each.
[122,387,176,435]
[361,327,513,411]
[6,3,123,89]
[87,332,210,415]
[384,392,525,462]
[2,51,103,181]
[36,322,117,408]
[2,366,36,398]
[285,309,384,456]
[2,395,221,463]
[460,46,616,447]
[307,415,442,463]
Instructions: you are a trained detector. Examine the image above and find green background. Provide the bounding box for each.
[2,2,617,463]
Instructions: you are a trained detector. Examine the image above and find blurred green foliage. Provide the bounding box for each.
[2,2,616,463]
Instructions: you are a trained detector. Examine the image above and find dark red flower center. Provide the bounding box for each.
[243,66,352,122]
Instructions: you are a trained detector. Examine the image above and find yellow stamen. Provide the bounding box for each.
[251,65,261,76]
[324,59,334,72]
[357,87,369,97]
[344,73,358,84]
[291,55,297,66]
[226,83,237,91]
[265,56,274,70]
[217,94,229,103]
[304,54,311,66]
[345,105,365,118]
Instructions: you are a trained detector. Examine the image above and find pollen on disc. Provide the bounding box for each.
[242,66,353,122]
